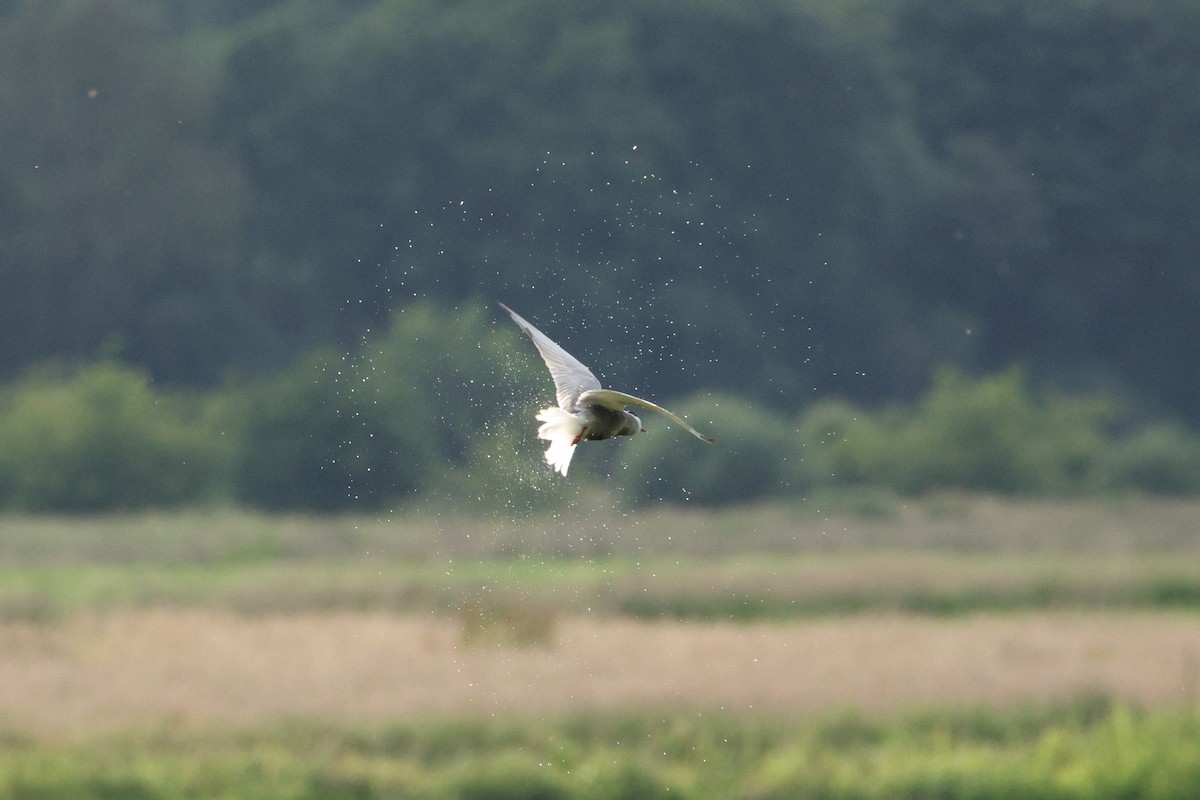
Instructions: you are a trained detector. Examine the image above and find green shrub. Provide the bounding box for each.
[225,301,543,511]
[790,368,1127,498]
[617,393,791,506]
[1099,423,1200,495]
[365,301,543,466]
[428,418,580,516]
[453,754,569,800]
[885,366,1109,495]
[792,399,893,488]
[579,759,680,800]
[226,349,437,510]
[0,362,220,511]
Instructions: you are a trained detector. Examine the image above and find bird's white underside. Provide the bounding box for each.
[535,407,583,476]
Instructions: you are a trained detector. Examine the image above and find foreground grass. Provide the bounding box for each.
[1,699,1196,800]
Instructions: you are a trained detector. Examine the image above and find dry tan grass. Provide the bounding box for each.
[2,609,1198,735]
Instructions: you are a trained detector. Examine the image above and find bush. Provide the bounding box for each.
[1099,423,1200,494]
[792,399,893,488]
[363,301,543,466]
[0,362,220,511]
[790,367,1126,497]
[453,754,569,800]
[617,393,791,506]
[3,349,1196,512]
[226,301,544,511]
[226,349,437,511]
[884,366,1109,495]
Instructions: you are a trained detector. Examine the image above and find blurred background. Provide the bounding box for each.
[2,0,1199,512]
[3,2,1200,797]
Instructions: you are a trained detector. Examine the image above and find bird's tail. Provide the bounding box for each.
[535,407,583,476]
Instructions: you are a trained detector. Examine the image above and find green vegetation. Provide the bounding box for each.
[792,367,1128,497]
[0,505,1196,797]
[9,0,1200,756]
[3,0,1200,477]
[2,352,1197,511]
[4,550,1200,624]
[0,362,221,511]
[1,700,1197,799]
[2,500,1199,622]
[3,0,1200,511]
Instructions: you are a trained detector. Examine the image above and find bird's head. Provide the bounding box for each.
[621,412,644,438]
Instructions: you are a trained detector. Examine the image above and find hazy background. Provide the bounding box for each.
[3,4,1200,795]
[1,0,1199,511]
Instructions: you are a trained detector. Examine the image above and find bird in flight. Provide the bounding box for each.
[499,302,713,476]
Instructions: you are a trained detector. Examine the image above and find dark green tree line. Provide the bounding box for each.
[889,0,1200,412]
[1,0,1199,424]
[0,0,283,383]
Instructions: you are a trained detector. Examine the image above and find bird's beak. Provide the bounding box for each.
[641,428,648,433]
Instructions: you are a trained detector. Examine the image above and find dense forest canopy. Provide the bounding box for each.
[2,0,1199,424]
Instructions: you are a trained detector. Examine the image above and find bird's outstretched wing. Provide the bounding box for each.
[499,302,601,410]
[580,389,714,443]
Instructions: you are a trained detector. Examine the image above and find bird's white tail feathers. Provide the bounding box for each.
[535,407,583,476]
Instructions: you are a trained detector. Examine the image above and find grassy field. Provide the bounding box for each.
[2,496,1200,622]
[4,608,1198,732]
[1,496,1198,798]
[2,701,1199,799]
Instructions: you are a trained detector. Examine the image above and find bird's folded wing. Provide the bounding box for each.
[579,389,715,443]
[499,303,601,410]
